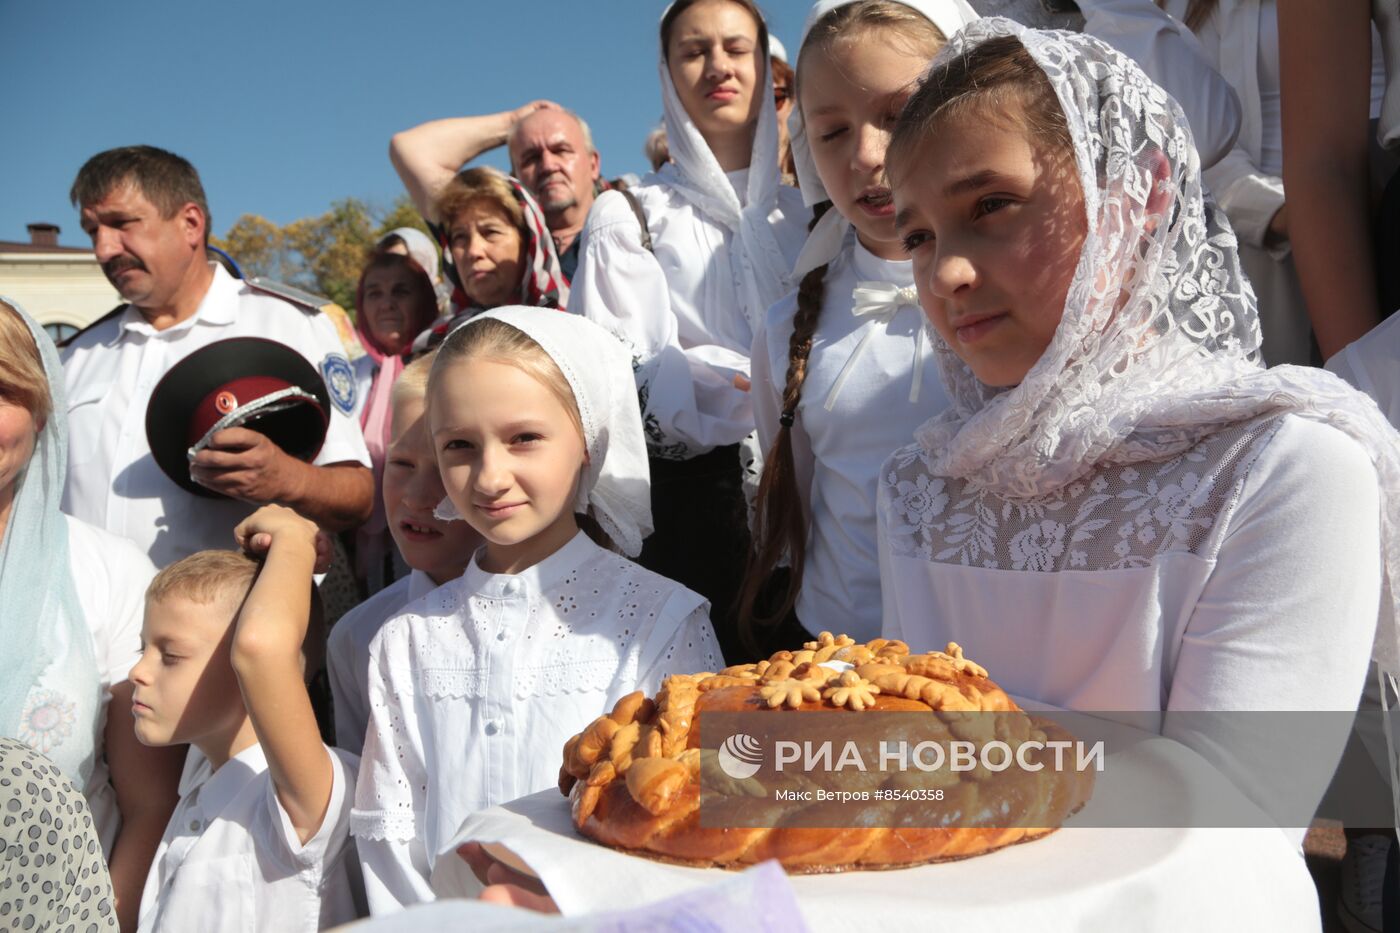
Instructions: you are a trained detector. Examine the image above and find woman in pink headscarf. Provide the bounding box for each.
[351,251,439,592]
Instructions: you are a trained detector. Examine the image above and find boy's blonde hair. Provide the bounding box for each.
[391,351,437,411]
[147,549,326,678]
[147,549,259,608]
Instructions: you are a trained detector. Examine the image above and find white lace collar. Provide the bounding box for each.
[460,530,595,599]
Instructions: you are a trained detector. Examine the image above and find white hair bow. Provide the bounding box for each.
[824,281,925,410]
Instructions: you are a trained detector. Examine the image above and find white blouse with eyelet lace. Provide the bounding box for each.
[349,531,720,914]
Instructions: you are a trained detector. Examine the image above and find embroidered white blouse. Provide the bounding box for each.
[751,233,950,640]
[569,166,808,459]
[878,414,1381,843]
[350,532,722,913]
[327,569,439,755]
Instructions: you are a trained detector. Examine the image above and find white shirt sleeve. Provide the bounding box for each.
[1078,0,1243,167]
[875,469,909,646]
[327,618,368,756]
[351,629,436,912]
[1164,418,1381,841]
[1326,313,1400,425]
[570,191,754,457]
[69,519,156,687]
[635,591,724,691]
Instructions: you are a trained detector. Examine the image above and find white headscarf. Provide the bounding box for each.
[0,299,99,785]
[658,1,794,330]
[434,306,653,558]
[789,0,979,277]
[377,227,442,287]
[906,19,1400,685]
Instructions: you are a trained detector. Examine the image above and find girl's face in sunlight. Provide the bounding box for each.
[893,101,1087,388]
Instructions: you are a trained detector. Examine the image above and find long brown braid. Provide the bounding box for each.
[736,1,948,652]
[737,203,831,651]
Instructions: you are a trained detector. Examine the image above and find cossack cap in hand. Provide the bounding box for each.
[145,337,330,498]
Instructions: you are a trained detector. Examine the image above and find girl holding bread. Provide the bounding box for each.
[878,18,1400,861]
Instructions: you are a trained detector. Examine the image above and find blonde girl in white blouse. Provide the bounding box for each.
[879,18,1400,858]
[350,307,722,914]
[744,0,975,649]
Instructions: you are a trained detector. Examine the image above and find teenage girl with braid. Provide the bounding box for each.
[742,0,976,649]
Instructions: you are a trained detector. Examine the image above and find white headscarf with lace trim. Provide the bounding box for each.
[658,1,794,331]
[904,19,1400,696]
[433,306,653,558]
[789,0,980,277]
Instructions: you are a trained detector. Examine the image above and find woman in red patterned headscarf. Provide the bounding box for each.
[415,167,569,351]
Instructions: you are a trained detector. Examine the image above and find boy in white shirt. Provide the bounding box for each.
[130,506,360,932]
[328,353,481,754]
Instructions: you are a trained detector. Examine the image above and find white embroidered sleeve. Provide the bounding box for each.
[636,593,722,692]
[350,626,434,911]
[570,191,753,459]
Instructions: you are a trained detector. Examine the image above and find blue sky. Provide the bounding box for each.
[1,0,807,248]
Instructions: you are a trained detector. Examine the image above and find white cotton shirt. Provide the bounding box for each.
[878,414,1381,844]
[350,532,722,914]
[16,516,155,853]
[569,165,808,458]
[327,569,439,755]
[61,263,372,568]
[137,742,360,933]
[1076,0,1243,167]
[752,233,949,641]
[1327,299,1400,425]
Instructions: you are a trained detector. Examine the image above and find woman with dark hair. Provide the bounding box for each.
[569,0,808,660]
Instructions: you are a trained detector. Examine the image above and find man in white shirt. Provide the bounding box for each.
[61,146,373,567]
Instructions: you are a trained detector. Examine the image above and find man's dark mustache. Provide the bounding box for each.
[103,256,146,278]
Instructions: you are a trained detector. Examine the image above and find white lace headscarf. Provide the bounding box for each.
[0,299,99,785]
[904,19,1400,683]
[433,306,653,558]
[790,0,980,276]
[658,0,794,330]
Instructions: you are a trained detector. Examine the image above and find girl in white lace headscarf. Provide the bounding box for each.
[878,19,1400,848]
[744,0,975,652]
[350,307,721,913]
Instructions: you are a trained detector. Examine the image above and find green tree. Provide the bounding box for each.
[213,194,435,315]
[284,198,377,311]
[211,214,287,280]
[374,195,431,241]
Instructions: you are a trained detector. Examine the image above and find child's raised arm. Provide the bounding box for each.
[230,504,332,845]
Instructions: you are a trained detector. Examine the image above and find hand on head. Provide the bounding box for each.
[234,504,330,570]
